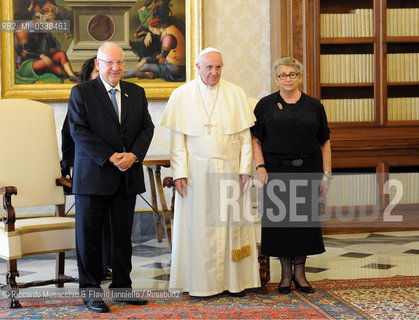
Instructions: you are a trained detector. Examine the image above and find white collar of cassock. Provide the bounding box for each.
[198,75,219,92]
[198,76,220,109]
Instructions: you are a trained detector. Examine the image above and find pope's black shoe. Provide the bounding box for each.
[113,298,148,305]
[228,290,246,297]
[83,299,110,313]
[112,291,148,305]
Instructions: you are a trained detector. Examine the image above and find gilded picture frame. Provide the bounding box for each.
[0,0,201,101]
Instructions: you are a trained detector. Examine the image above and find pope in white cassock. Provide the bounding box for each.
[161,47,261,297]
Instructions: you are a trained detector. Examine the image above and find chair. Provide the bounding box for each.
[0,99,77,308]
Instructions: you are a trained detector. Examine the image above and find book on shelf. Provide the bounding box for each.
[320,55,326,83]
[350,54,355,83]
[396,97,402,120]
[348,10,357,37]
[387,53,419,82]
[388,54,394,82]
[389,172,419,204]
[397,9,403,36]
[387,8,419,37]
[405,8,411,37]
[353,54,359,83]
[388,98,394,121]
[330,99,336,122]
[389,98,395,121]
[320,54,375,84]
[321,8,419,37]
[388,9,394,36]
[413,97,419,121]
[401,97,407,120]
[388,98,419,121]
[345,54,351,83]
[416,8,419,36]
[320,9,373,38]
[358,9,366,37]
[334,13,340,38]
[365,54,370,83]
[416,98,419,120]
[341,54,347,83]
[333,54,339,83]
[320,14,326,37]
[396,53,402,82]
[342,100,348,121]
[359,54,365,83]
[321,99,374,122]
[368,9,374,36]
[361,9,373,37]
[413,53,419,82]
[405,54,411,82]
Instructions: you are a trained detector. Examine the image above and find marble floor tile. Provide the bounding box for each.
[0,231,418,292]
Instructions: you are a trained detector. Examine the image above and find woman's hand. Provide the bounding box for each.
[253,167,268,189]
[320,180,330,197]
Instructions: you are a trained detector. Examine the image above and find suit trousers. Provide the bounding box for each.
[75,179,136,290]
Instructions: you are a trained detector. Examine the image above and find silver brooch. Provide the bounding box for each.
[277,102,283,110]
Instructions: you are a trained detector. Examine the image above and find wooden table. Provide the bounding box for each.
[142,155,173,248]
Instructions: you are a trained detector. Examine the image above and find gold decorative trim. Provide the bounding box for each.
[231,244,251,262]
[0,0,202,101]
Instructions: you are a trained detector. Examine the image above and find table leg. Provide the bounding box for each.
[155,168,172,249]
[163,176,175,217]
[147,167,163,242]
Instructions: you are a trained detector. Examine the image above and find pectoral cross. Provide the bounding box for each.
[204,123,214,135]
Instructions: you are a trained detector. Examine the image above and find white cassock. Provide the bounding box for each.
[161,77,260,296]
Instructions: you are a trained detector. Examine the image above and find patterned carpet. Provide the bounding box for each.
[0,276,417,319]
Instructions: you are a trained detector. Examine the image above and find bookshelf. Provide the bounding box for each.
[270,0,419,232]
[385,0,419,124]
[316,0,378,126]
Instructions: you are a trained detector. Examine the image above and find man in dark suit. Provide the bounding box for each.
[68,42,154,313]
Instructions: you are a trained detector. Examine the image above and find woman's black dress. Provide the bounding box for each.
[251,91,330,257]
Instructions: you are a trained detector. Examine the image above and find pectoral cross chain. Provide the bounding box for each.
[198,83,220,135]
[204,123,214,135]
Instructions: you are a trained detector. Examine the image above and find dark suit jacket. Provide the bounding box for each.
[68,77,154,196]
[60,114,74,174]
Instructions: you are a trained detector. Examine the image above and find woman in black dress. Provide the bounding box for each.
[251,57,332,294]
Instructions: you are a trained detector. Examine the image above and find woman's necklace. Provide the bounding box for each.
[279,90,301,104]
[278,91,301,110]
[198,84,219,135]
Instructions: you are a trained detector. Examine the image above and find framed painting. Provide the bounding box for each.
[1,0,201,101]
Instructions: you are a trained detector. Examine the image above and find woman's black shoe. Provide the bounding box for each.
[292,276,315,293]
[277,285,291,294]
